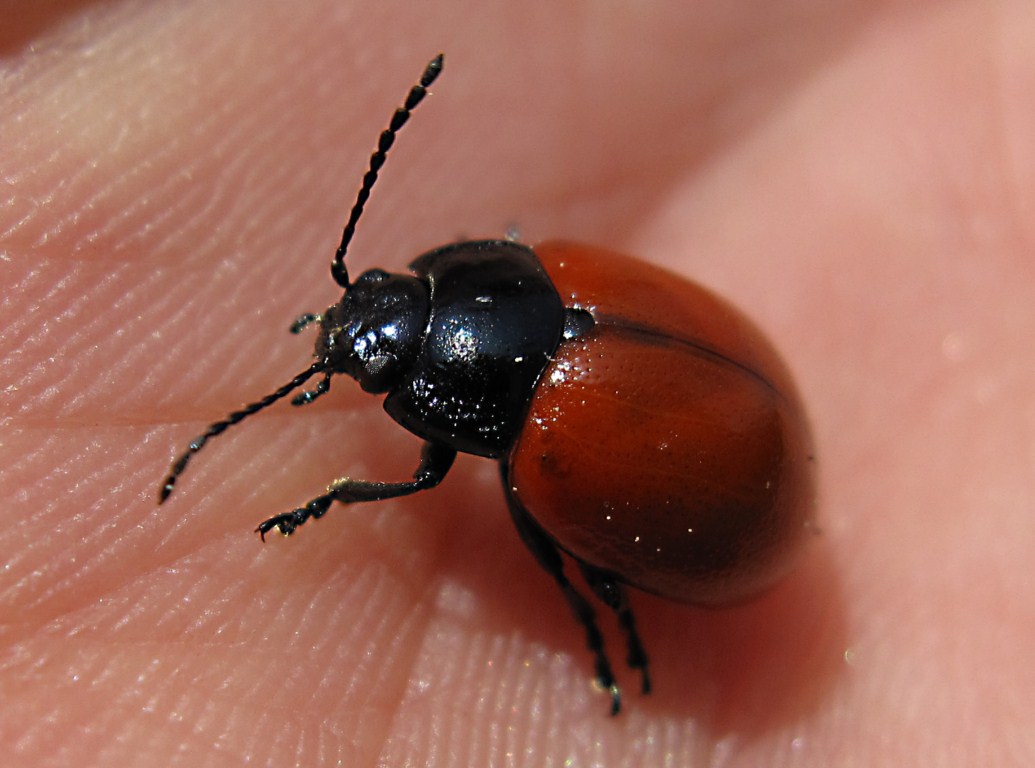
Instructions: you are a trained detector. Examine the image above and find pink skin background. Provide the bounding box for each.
[2,1,1033,766]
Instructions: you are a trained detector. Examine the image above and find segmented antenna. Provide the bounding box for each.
[330,53,444,288]
[158,364,322,503]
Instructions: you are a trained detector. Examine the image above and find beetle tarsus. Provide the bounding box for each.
[256,495,334,540]
[290,313,321,334]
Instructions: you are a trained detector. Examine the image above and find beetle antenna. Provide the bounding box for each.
[330,53,444,289]
[158,362,324,503]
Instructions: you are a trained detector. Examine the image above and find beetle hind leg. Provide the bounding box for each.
[501,467,622,715]
[579,563,651,695]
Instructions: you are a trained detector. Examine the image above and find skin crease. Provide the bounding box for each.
[1,0,1034,765]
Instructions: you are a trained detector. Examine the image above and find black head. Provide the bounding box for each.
[317,268,429,394]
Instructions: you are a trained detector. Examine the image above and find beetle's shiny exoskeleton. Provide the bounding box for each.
[159,54,815,714]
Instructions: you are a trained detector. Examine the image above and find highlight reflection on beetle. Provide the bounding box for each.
[159,54,815,715]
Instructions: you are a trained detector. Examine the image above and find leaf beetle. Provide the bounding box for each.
[159,53,815,715]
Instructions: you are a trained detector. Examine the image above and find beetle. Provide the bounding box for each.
[159,53,815,715]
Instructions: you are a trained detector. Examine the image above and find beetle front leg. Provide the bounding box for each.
[256,441,456,539]
[289,312,321,334]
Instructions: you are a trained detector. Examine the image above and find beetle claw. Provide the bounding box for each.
[608,683,621,716]
[255,511,299,540]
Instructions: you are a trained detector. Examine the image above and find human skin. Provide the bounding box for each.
[2,1,1033,766]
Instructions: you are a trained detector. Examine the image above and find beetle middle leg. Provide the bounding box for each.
[256,441,456,539]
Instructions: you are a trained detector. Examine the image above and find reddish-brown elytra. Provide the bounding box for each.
[159,53,815,715]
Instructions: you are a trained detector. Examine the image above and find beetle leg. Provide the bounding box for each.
[256,441,456,539]
[500,466,622,715]
[578,563,651,695]
[289,312,321,334]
